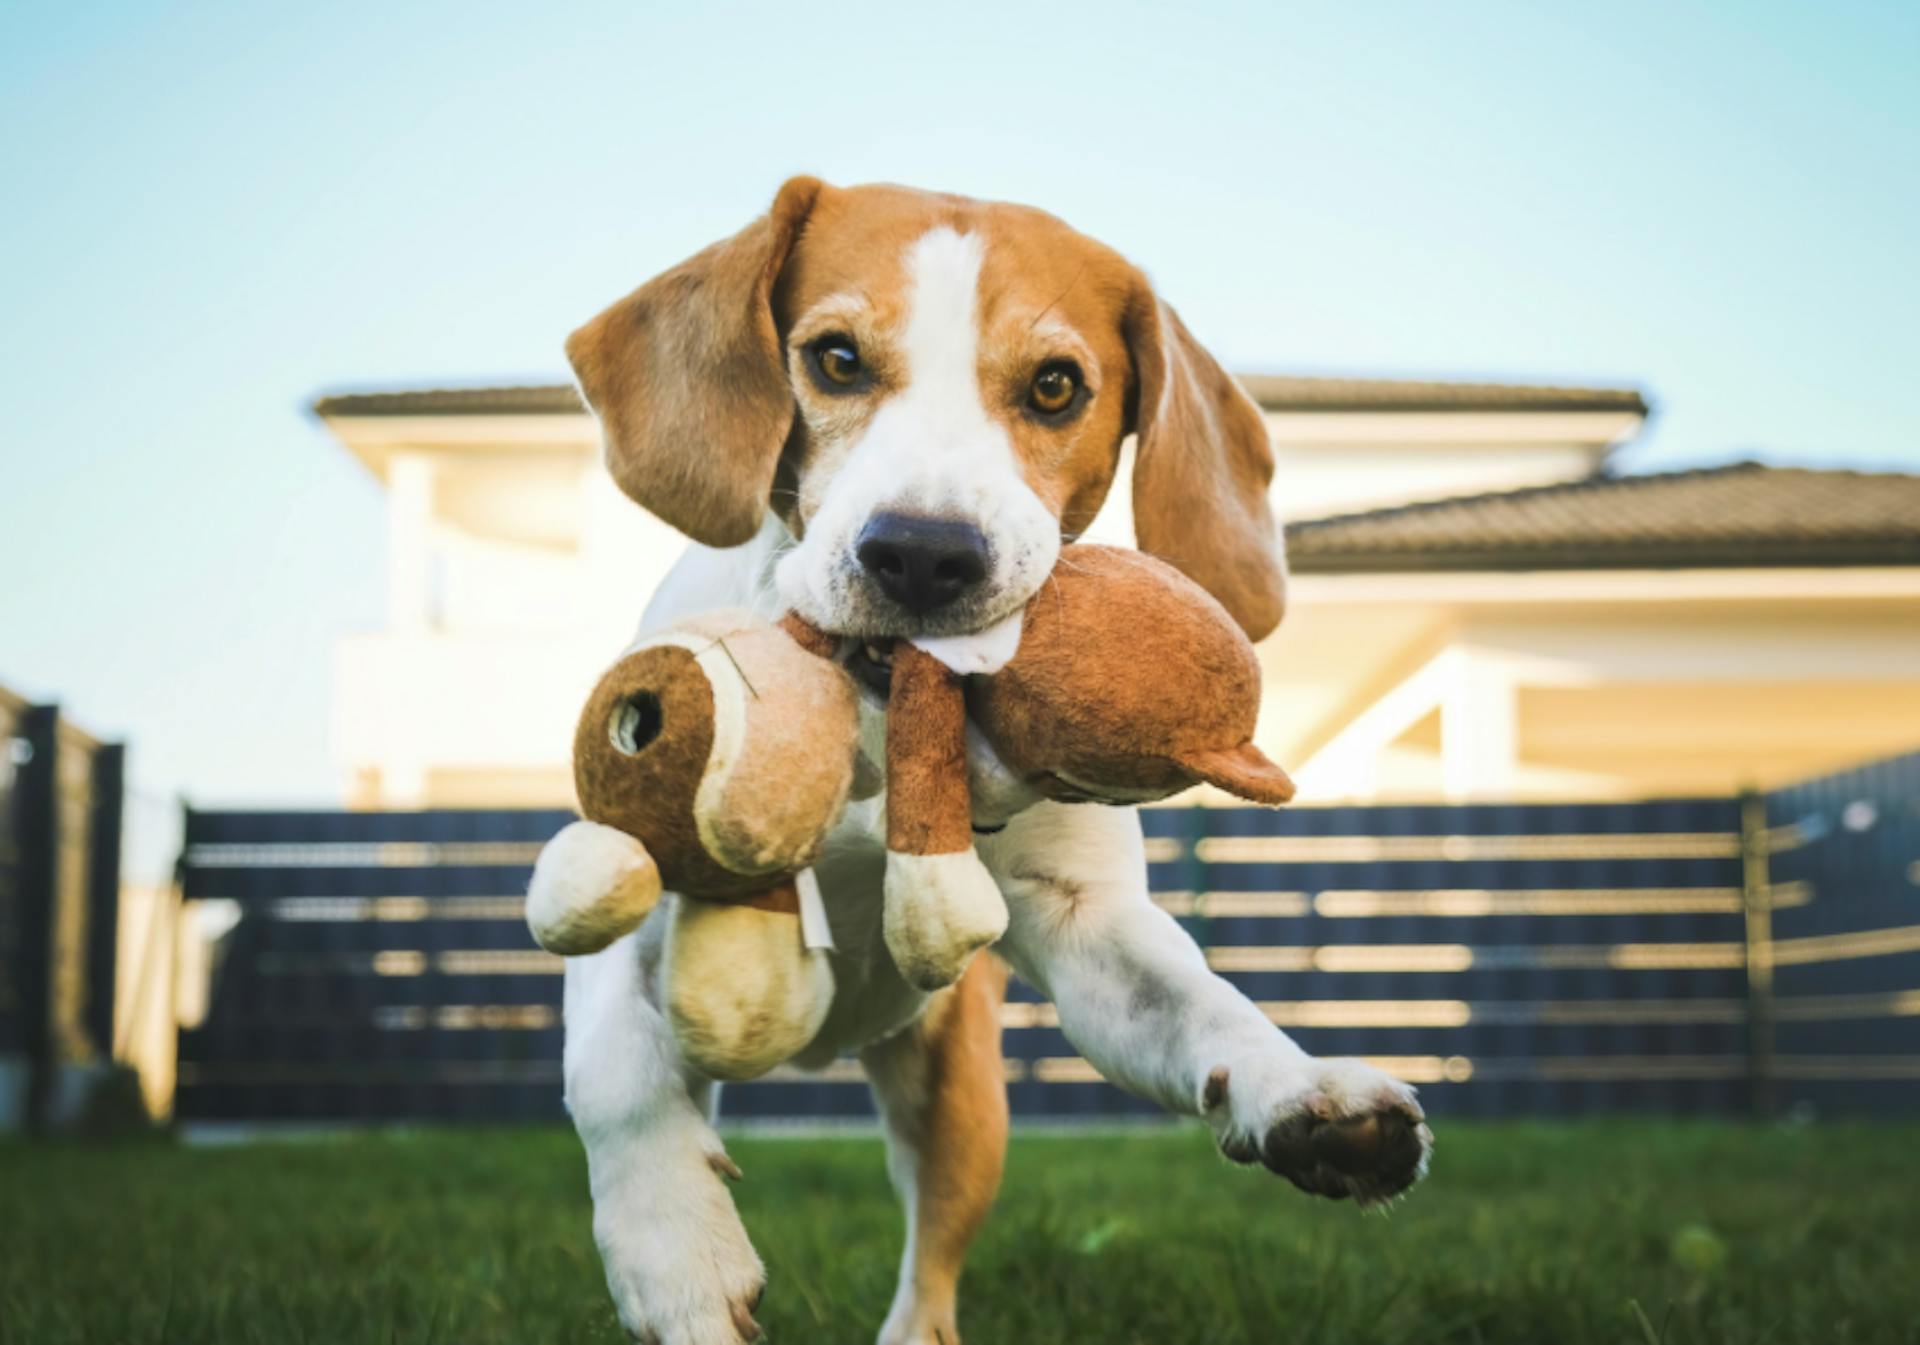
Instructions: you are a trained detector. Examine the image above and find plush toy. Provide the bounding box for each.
[525,610,861,1080]
[526,544,1296,1078]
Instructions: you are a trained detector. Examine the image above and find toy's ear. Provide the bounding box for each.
[567,176,824,546]
[777,611,841,660]
[1123,281,1287,641]
[1177,744,1296,807]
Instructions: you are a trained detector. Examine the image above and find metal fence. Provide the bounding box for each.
[173,753,1920,1125]
[179,808,572,1124]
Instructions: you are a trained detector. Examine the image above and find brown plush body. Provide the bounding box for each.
[873,544,1291,989]
[970,544,1294,806]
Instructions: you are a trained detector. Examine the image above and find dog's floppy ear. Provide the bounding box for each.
[1123,283,1286,641]
[566,176,823,547]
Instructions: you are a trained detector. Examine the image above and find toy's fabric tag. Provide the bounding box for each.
[910,608,1025,676]
[796,868,835,952]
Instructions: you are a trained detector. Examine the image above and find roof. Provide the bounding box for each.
[1285,462,1920,573]
[1237,374,1647,415]
[312,374,1648,420]
[313,384,588,418]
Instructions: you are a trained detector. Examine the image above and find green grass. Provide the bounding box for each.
[3,1122,1917,1344]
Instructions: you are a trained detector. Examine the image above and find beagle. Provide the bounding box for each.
[561,178,1431,1345]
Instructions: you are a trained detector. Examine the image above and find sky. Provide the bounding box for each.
[2,0,1916,813]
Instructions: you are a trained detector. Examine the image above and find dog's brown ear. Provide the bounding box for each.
[1123,284,1286,641]
[566,176,823,546]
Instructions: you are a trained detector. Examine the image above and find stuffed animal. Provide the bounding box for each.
[526,544,1296,1077]
[525,610,861,1080]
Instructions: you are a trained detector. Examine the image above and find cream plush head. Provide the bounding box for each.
[574,611,862,899]
[530,612,860,958]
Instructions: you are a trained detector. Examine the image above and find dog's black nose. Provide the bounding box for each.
[855,513,989,615]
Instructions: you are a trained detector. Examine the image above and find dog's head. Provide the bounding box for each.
[567,177,1285,643]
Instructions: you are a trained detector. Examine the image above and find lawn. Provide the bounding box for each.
[2,1122,1916,1345]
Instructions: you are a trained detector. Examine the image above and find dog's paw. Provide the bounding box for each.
[596,1151,767,1344]
[1203,1054,1432,1206]
[609,1253,764,1345]
[877,1300,960,1345]
[621,1291,763,1345]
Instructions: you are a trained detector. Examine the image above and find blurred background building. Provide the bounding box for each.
[316,375,1920,810]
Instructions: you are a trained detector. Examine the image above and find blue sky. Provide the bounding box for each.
[2,0,1916,807]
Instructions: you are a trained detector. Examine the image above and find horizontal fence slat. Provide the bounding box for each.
[184,808,576,848]
[185,864,540,901]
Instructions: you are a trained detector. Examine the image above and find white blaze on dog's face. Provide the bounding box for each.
[566,178,1289,645]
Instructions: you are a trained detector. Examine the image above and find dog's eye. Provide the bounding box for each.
[1028,362,1082,417]
[609,691,664,756]
[810,335,864,390]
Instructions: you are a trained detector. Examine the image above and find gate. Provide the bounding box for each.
[1764,751,1920,1114]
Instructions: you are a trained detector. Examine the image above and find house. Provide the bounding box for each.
[314,377,1920,807]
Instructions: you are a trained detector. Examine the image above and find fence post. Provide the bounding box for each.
[1738,788,1776,1118]
[85,743,125,1059]
[15,705,60,1132]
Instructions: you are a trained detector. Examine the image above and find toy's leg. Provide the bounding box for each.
[861,955,1009,1345]
[985,801,1432,1207]
[528,819,661,955]
[884,643,1007,990]
[565,929,766,1344]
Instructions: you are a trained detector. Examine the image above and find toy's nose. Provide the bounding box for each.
[855,513,989,615]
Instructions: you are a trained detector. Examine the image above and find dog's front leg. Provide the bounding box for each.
[984,803,1432,1205]
[565,927,765,1344]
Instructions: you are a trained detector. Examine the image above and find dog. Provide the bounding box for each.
[561,177,1432,1345]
